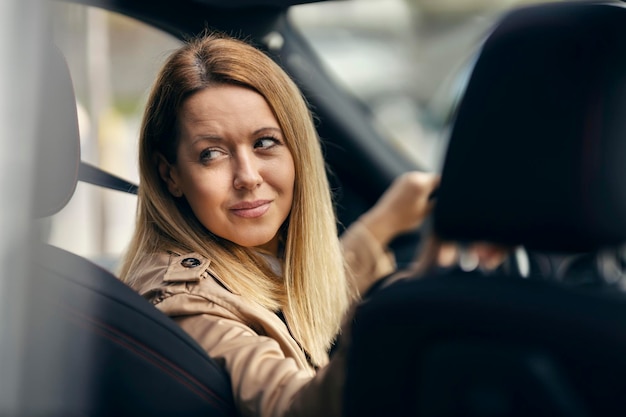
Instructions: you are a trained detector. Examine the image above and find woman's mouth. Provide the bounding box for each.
[230,200,271,218]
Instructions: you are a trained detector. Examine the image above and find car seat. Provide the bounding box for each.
[344,2,626,417]
[20,43,236,416]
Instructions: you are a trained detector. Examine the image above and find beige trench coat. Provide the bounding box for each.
[132,221,395,417]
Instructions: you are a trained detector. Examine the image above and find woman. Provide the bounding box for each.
[119,32,438,417]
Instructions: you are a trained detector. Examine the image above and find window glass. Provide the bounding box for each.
[289,0,567,171]
[49,3,181,271]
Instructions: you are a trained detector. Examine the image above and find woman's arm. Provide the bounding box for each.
[340,171,440,295]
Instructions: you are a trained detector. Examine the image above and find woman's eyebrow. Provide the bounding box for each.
[252,127,283,136]
[190,127,283,146]
[191,134,222,146]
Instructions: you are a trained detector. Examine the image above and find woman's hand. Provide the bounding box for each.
[359,171,440,248]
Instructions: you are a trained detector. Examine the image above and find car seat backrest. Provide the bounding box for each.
[433,2,626,252]
[22,44,236,416]
[25,242,237,416]
[346,271,626,417]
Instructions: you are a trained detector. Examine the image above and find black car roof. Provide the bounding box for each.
[67,0,327,37]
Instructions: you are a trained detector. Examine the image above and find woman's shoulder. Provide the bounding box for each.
[130,250,245,318]
[130,251,217,303]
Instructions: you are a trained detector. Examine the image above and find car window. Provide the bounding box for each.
[289,0,568,172]
[49,3,181,271]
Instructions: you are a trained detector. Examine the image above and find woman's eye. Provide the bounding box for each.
[199,148,223,162]
[254,137,280,150]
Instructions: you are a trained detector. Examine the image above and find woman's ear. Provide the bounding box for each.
[157,154,183,198]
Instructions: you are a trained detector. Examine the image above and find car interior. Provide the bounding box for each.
[7,0,626,415]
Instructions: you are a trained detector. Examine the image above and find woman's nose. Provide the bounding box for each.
[233,153,262,190]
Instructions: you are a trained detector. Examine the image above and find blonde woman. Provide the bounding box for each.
[119,32,438,417]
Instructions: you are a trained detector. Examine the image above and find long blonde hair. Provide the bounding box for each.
[119,32,353,365]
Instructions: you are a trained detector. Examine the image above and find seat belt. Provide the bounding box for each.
[79,161,138,195]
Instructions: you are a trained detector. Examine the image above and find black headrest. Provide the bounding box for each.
[434,2,626,253]
[33,44,80,218]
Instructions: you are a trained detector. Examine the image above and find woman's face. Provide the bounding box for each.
[160,84,295,256]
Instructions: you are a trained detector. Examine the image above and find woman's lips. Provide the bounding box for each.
[230,200,271,218]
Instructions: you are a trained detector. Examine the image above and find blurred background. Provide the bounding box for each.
[49,0,563,270]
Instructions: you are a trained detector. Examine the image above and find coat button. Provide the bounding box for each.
[181,257,201,268]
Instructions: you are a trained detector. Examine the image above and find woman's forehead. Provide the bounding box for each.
[177,85,281,139]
